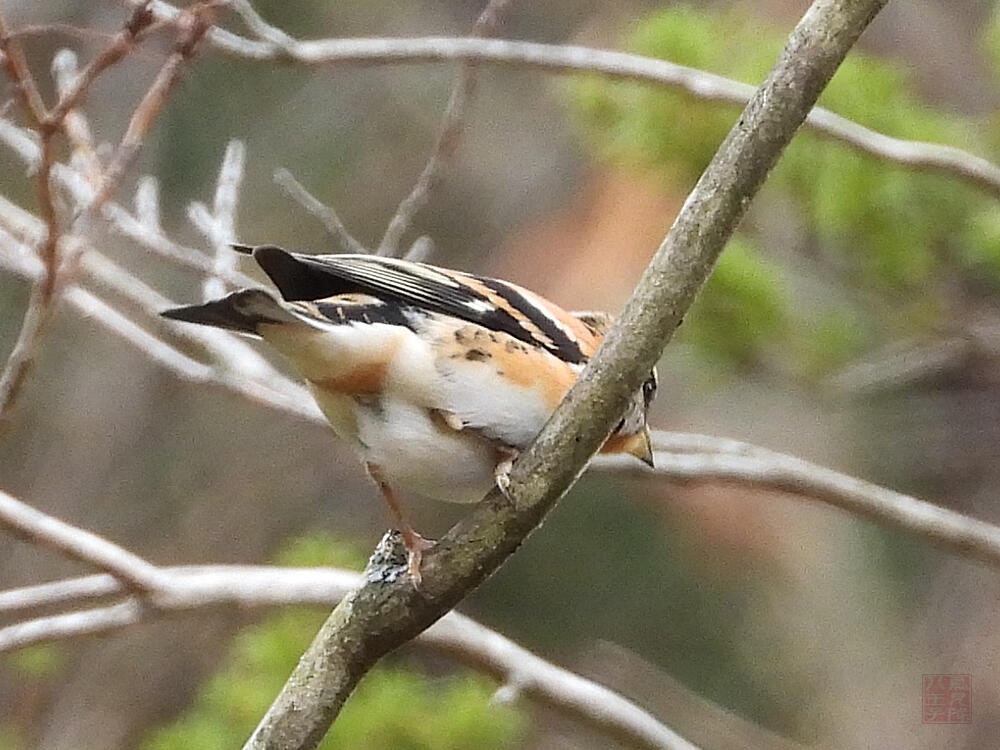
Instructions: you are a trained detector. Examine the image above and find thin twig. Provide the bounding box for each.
[230,0,297,51]
[0,116,260,288]
[51,49,103,184]
[44,1,157,125]
[0,15,48,124]
[0,14,65,430]
[190,140,246,298]
[0,1,164,428]
[85,2,219,216]
[376,0,516,257]
[273,168,368,254]
[208,139,245,292]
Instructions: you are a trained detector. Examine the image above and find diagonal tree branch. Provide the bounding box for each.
[10,163,999,577]
[241,1,889,748]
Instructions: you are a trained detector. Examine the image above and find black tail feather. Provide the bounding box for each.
[161,289,288,334]
[251,245,355,301]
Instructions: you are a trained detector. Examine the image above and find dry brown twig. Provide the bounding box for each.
[0,11,69,427]
[0,1,219,432]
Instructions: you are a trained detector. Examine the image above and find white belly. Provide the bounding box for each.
[311,387,496,504]
[360,398,496,503]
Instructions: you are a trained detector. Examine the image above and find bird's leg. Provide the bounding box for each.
[365,462,434,585]
[493,446,519,501]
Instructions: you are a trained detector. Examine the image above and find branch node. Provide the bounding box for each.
[364,530,410,584]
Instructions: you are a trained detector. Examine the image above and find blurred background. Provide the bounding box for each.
[2,0,1000,748]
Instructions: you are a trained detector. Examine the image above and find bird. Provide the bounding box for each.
[162,244,658,583]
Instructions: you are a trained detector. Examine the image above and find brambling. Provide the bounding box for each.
[163,245,657,581]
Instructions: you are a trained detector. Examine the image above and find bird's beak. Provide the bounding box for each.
[624,427,654,468]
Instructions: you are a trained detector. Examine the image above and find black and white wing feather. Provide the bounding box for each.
[239,245,590,364]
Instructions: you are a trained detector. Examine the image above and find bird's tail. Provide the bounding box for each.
[161,289,298,334]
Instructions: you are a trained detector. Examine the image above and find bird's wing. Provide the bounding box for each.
[243,245,599,364]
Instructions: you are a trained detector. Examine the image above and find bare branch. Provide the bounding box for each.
[1,264,319,424]
[273,168,368,254]
[0,572,126,615]
[0,115,256,287]
[0,197,321,422]
[424,612,700,750]
[51,49,103,183]
[230,0,297,51]
[201,139,246,298]
[0,15,47,125]
[0,486,691,750]
[597,438,1000,569]
[0,13,66,430]
[241,2,887,748]
[44,2,157,125]
[133,175,162,231]
[0,490,168,591]
[86,2,219,215]
[376,0,515,257]
[140,7,1000,200]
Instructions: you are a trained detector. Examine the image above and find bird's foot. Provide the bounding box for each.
[494,448,519,501]
[401,528,435,587]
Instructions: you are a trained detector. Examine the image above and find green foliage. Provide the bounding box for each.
[141,534,525,750]
[680,237,789,371]
[983,4,1000,86]
[4,643,66,679]
[569,5,996,374]
[0,724,26,750]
